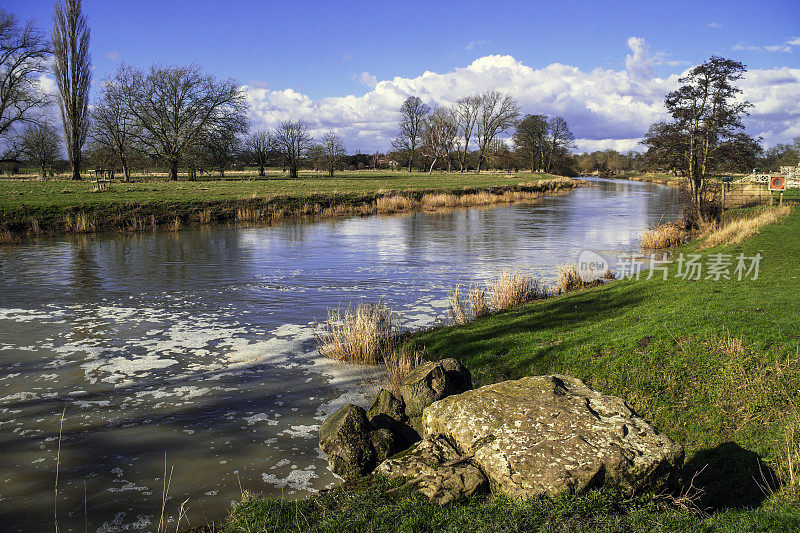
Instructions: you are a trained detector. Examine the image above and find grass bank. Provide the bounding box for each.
[205,207,800,532]
[0,172,574,243]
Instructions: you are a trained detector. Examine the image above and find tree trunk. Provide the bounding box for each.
[121,157,130,182]
[428,157,437,174]
[258,164,265,177]
[290,163,298,179]
[169,162,179,181]
[71,151,81,180]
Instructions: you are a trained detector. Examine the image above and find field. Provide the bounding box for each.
[0,171,570,242]
[208,207,800,532]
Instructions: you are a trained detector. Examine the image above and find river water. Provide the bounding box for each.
[0,178,679,531]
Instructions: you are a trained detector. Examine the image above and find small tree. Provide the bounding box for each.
[663,56,752,220]
[201,127,243,179]
[545,116,574,172]
[20,122,61,178]
[421,107,457,173]
[391,96,429,172]
[513,114,549,172]
[52,0,91,180]
[272,120,313,179]
[475,91,519,173]
[452,95,481,173]
[90,66,136,181]
[246,130,271,177]
[321,131,346,177]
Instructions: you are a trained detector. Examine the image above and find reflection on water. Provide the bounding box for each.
[0,178,678,531]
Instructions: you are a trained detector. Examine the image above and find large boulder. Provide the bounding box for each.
[423,375,683,499]
[376,437,488,505]
[367,389,419,450]
[399,358,472,433]
[319,404,397,481]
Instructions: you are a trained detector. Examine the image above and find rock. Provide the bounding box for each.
[367,389,419,450]
[376,437,488,505]
[319,404,397,481]
[423,375,683,499]
[399,359,472,428]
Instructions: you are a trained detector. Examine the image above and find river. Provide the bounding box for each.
[0,177,679,531]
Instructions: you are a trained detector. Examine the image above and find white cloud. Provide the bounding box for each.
[707,22,722,29]
[352,71,377,87]
[732,44,761,51]
[244,38,800,152]
[105,50,120,61]
[737,36,800,53]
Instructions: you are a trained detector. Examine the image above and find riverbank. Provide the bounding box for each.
[0,172,575,243]
[209,207,800,531]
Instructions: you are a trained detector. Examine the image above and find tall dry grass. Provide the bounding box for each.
[383,348,424,395]
[556,263,585,293]
[316,301,397,364]
[700,206,791,249]
[641,223,686,249]
[448,285,491,325]
[488,269,548,311]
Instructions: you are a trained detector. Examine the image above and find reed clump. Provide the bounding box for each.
[641,222,686,249]
[489,269,548,311]
[383,347,424,395]
[556,263,585,293]
[316,301,397,364]
[700,206,791,249]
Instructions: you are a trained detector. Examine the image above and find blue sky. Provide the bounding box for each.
[6,0,800,152]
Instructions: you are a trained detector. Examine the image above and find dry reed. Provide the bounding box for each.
[489,269,547,311]
[641,223,686,249]
[556,263,585,293]
[383,348,424,395]
[316,301,397,364]
[700,206,791,249]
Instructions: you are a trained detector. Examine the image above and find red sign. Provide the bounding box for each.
[770,176,786,191]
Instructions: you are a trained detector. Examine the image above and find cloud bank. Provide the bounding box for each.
[245,38,799,153]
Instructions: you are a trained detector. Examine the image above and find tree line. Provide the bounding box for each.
[2,4,796,186]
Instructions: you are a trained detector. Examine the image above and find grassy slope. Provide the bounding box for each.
[208,209,800,532]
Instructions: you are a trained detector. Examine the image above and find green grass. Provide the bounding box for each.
[0,171,564,240]
[206,208,800,532]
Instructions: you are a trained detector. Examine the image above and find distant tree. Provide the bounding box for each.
[320,131,346,177]
[545,116,574,172]
[452,95,481,172]
[52,0,91,180]
[201,127,243,179]
[246,130,271,177]
[91,66,135,180]
[119,64,248,180]
[513,114,549,172]
[641,122,687,175]
[392,96,430,171]
[272,120,313,179]
[475,91,519,173]
[0,9,51,162]
[20,121,60,178]
[421,107,457,173]
[663,56,753,220]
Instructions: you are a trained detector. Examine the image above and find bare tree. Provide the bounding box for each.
[422,107,457,173]
[0,10,51,162]
[545,116,574,172]
[201,127,243,179]
[452,95,480,172]
[90,66,135,180]
[321,131,346,177]
[20,121,60,178]
[272,120,313,179]
[52,0,91,180]
[475,91,519,173]
[513,114,549,172]
[119,64,248,180]
[246,130,272,177]
[391,96,429,172]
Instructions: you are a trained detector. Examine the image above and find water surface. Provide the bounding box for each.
[0,178,679,531]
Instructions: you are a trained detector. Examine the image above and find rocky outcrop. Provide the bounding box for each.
[318,404,397,481]
[318,359,473,481]
[376,437,488,505]
[398,358,472,434]
[422,375,684,499]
